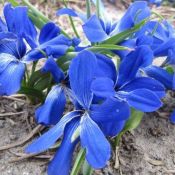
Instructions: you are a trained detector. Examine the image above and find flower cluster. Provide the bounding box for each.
[0,1,175,175]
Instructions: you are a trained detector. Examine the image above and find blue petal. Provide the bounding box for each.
[45,45,70,58]
[0,32,16,40]
[117,46,153,86]
[39,22,60,44]
[113,1,150,33]
[0,61,25,95]
[24,34,71,61]
[48,118,80,175]
[69,50,97,109]
[95,53,117,82]
[56,8,78,17]
[0,17,7,32]
[91,77,115,98]
[26,111,80,153]
[98,120,126,137]
[83,15,109,42]
[4,3,37,48]
[120,77,165,98]
[123,89,162,112]
[114,39,136,59]
[91,97,130,122]
[166,48,175,65]
[153,38,175,57]
[0,34,26,58]
[136,35,153,46]
[35,85,66,125]
[0,53,17,73]
[41,57,64,83]
[136,21,168,41]
[143,66,174,89]
[23,49,44,62]
[56,8,86,22]
[80,113,111,168]
[170,109,175,124]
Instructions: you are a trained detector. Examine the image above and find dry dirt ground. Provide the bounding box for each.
[1,1,175,175]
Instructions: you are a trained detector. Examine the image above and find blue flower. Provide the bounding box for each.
[148,0,162,6]
[91,46,164,112]
[57,2,150,43]
[0,33,26,95]
[35,57,68,125]
[143,65,175,90]
[26,50,130,175]
[82,1,150,43]
[0,3,37,47]
[24,22,72,62]
[0,3,38,95]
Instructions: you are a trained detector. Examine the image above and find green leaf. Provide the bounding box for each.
[89,44,130,52]
[103,19,148,45]
[34,74,51,91]
[70,149,86,175]
[18,86,44,102]
[114,109,143,146]
[28,70,45,87]
[82,161,93,175]
[124,109,143,131]
[166,66,174,74]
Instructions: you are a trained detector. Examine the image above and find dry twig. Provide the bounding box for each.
[0,125,44,151]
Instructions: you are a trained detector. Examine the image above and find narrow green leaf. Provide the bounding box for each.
[86,0,91,18]
[18,86,44,102]
[89,44,130,52]
[124,109,143,131]
[28,70,45,87]
[70,149,86,175]
[103,19,148,44]
[34,75,51,91]
[71,126,80,142]
[8,0,19,6]
[114,109,143,146]
[82,160,93,175]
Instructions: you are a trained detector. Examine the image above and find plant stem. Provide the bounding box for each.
[31,61,37,76]
[96,0,100,18]
[22,0,49,23]
[71,149,86,175]
[63,0,80,38]
[86,0,91,19]
[69,16,80,38]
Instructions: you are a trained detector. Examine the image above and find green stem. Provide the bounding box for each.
[114,132,123,147]
[63,0,80,38]
[86,0,91,19]
[151,11,164,20]
[82,161,93,175]
[71,149,86,175]
[25,65,30,83]
[96,0,100,18]
[31,61,37,76]
[22,0,50,23]
[69,16,80,38]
